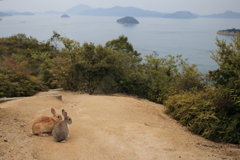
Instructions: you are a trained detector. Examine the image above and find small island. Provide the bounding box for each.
[217,28,240,36]
[117,16,139,24]
[61,14,70,18]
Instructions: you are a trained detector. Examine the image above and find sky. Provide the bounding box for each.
[0,0,239,15]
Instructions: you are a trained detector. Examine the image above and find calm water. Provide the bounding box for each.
[0,15,239,72]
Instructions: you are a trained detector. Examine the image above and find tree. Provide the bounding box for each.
[75,43,116,94]
[143,53,183,103]
[45,37,81,90]
[104,35,142,93]
[46,36,118,94]
[105,35,142,65]
[174,59,206,93]
[209,35,240,94]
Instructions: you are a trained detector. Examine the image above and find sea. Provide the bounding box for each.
[0,14,239,73]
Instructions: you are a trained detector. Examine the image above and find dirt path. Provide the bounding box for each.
[0,90,240,160]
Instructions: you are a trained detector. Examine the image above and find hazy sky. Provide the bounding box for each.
[0,0,239,15]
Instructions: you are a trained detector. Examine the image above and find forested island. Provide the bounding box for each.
[61,14,70,18]
[217,28,240,35]
[117,16,139,24]
[1,32,240,144]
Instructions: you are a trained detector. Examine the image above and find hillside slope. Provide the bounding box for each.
[0,91,239,159]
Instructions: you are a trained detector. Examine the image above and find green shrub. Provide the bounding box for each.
[0,67,47,97]
[165,86,240,144]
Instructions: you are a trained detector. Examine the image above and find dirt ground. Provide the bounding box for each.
[0,90,240,160]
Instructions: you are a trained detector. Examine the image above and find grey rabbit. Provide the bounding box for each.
[52,109,72,142]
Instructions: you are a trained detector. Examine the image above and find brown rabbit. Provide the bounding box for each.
[52,109,72,142]
[32,108,62,136]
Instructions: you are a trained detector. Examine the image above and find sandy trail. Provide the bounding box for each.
[0,90,240,160]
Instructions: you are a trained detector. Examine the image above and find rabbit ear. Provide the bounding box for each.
[62,109,67,118]
[51,108,56,115]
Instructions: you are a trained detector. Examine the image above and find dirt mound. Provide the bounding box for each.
[0,91,240,160]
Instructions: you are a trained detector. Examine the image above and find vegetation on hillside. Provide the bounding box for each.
[0,32,239,144]
[165,35,240,144]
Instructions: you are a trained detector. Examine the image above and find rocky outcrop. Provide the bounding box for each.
[217,28,240,36]
[117,16,139,24]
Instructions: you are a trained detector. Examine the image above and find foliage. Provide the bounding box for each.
[2,55,31,75]
[0,33,57,95]
[0,33,57,77]
[47,37,115,94]
[2,32,240,144]
[165,35,240,144]
[45,37,81,90]
[0,55,48,97]
[165,86,240,144]
[73,42,114,94]
[142,53,179,103]
[209,36,240,94]
[174,60,207,93]
[0,66,47,98]
[104,35,143,94]
[105,35,142,63]
[141,52,206,103]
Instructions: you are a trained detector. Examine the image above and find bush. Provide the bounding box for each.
[165,85,240,144]
[0,67,47,98]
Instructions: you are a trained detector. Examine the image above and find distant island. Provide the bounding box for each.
[64,4,240,19]
[78,6,166,17]
[2,4,240,19]
[117,16,139,24]
[163,11,198,19]
[8,12,34,15]
[0,11,34,16]
[201,11,240,19]
[0,12,12,17]
[217,28,240,36]
[66,4,92,15]
[61,14,70,18]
